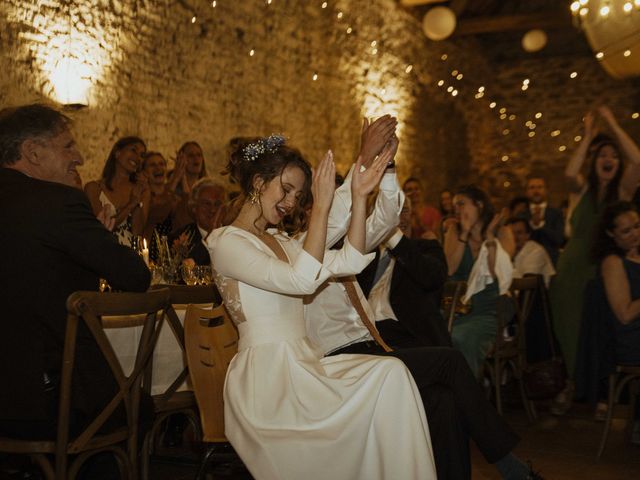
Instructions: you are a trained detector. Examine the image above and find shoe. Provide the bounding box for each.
[594,402,608,422]
[525,461,544,480]
[550,383,574,416]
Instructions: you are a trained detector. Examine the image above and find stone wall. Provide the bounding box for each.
[1,0,639,206]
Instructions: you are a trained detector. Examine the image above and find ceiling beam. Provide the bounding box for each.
[454,12,571,36]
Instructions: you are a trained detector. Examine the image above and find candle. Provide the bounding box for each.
[142,238,150,267]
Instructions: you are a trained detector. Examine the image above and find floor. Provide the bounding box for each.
[2,399,637,479]
[147,400,639,480]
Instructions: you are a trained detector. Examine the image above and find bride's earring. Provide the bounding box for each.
[248,189,260,205]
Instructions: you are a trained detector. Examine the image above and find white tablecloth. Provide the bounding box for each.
[104,303,213,396]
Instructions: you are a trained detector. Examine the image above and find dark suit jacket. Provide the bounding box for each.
[0,168,150,422]
[169,223,210,266]
[357,236,451,348]
[528,206,564,265]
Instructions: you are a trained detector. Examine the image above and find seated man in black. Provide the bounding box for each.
[169,178,226,266]
[357,197,451,348]
[0,104,150,444]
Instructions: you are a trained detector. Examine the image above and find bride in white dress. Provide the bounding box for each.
[207,136,436,480]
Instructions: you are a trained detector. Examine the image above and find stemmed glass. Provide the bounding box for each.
[181,264,198,286]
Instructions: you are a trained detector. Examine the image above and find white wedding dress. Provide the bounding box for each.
[207,226,436,480]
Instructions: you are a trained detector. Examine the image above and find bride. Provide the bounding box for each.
[207,136,436,480]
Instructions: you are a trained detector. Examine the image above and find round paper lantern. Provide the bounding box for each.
[521,29,548,53]
[422,7,457,41]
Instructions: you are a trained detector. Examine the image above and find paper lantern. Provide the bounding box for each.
[422,6,457,41]
[521,29,548,52]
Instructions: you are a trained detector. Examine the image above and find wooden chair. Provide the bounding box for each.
[597,366,640,457]
[442,280,467,333]
[484,276,538,421]
[141,284,220,479]
[184,303,240,479]
[0,289,171,480]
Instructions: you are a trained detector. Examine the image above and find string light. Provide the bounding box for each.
[574,135,582,142]
[632,112,639,119]
[500,113,507,120]
[370,40,377,47]
[570,1,580,12]
[596,51,604,59]
[437,80,445,87]
[623,2,633,13]
[529,131,536,138]
[474,92,484,99]
[191,16,197,23]
[551,130,561,137]
[478,86,485,93]
[499,107,506,114]
[580,7,589,16]
[559,145,567,152]
[441,54,448,61]
[504,181,511,188]
[526,120,533,127]
[456,73,463,80]
[535,112,542,119]
[371,48,378,55]
[624,50,631,57]
[346,26,352,34]
[312,73,318,81]
[501,155,509,162]
[337,11,343,19]
[509,114,516,121]
[405,64,413,74]
[570,71,578,78]
[489,102,496,109]
[446,86,453,92]
[451,89,458,97]
[599,4,610,17]
[451,70,459,76]
[249,49,255,56]
[211,0,217,6]
[321,1,327,8]
[502,129,510,135]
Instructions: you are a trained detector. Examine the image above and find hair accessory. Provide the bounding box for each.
[243,134,286,162]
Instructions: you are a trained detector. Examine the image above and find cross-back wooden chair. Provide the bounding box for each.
[0,288,171,480]
[484,276,538,421]
[442,280,467,333]
[141,283,220,479]
[597,364,640,458]
[184,303,240,479]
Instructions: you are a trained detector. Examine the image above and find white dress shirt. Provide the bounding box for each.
[529,201,547,230]
[303,169,405,355]
[367,229,404,322]
[513,240,555,287]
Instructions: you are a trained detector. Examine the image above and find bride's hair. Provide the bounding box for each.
[225,136,312,234]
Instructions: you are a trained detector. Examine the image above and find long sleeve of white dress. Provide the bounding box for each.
[209,226,374,296]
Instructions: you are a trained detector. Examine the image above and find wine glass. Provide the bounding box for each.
[181,264,198,286]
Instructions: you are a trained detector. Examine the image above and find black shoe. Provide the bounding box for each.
[525,461,544,480]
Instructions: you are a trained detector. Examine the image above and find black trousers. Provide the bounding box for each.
[330,342,520,480]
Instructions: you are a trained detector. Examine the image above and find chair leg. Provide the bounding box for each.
[30,454,55,480]
[597,373,618,458]
[625,379,639,441]
[196,444,219,480]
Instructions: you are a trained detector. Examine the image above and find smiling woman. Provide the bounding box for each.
[84,137,150,247]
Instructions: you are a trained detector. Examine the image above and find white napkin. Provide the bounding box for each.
[462,239,513,304]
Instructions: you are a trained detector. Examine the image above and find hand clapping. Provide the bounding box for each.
[311,150,336,212]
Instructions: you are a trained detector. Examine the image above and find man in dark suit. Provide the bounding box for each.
[357,198,451,348]
[525,175,564,265]
[169,178,226,266]
[0,104,150,440]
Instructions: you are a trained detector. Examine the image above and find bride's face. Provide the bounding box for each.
[257,165,306,225]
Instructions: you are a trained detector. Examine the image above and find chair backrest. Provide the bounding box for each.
[442,280,467,333]
[184,304,238,443]
[147,284,220,407]
[59,288,171,476]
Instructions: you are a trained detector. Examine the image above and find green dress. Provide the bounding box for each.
[550,189,599,378]
[450,244,499,378]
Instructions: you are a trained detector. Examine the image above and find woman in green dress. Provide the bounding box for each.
[444,185,515,377]
[550,106,640,414]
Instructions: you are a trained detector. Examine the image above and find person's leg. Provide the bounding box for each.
[376,319,424,349]
[451,316,496,378]
[390,347,519,464]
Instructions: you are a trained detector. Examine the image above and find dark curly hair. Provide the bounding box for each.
[586,134,624,206]
[592,201,638,262]
[454,184,495,237]
[101,136,146,190]
[225,137,312,234]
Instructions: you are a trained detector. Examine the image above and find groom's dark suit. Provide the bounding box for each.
[357,236,451,348]
[527,205,564,265]
[0,168,150,437]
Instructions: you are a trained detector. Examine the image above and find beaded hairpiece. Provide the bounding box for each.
[243,134,286,161]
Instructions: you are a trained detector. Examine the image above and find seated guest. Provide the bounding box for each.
[357,197,451,349]
[595,201,640,364]
[0,104,151,441]
[402,176,442,239]
[169,178,226,266]
[85,137,150,247]
[142,151,179,263]
[169,141,208,232]
[443,185,515,377]
[507,216,555,287]
[525,175,564,265]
